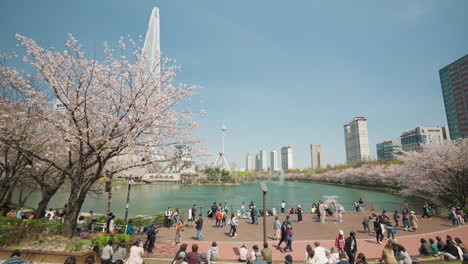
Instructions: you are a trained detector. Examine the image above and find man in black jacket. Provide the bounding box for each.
[344,231,357,264]
[146,223,158,254]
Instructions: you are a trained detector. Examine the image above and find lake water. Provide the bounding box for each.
[15,181,423,218]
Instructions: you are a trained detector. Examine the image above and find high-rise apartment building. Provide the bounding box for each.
[259,150,267,171]
[245,154,254,171]
[255,154,260,171]
[439,54,468,140]
[270,150,279,171]
[310,144,323,170]
[400,126,450,152]
[344,117,370,163]
[281,146,293,170]
[376,139,402,161]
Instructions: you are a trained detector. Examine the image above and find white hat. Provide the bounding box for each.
[410,211,415,214]
[339,230,344,235]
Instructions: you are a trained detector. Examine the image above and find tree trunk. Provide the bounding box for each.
[62,182,92,238]
[35,189,56,219]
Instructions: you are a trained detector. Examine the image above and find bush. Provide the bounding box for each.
[91,234,133,248]
[0,225,27,246]
[65,238,91,252]
[0,216,23,226]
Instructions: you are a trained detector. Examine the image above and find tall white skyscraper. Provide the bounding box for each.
[344,117,370,163]
[281,146,293,170]
[142,8,161,76]
[259,149,267,171]
[310,144,323,170]
[270,150,279,171]
[245,154,254,171]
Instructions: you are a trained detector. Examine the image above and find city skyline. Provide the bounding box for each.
[0,1,467,168]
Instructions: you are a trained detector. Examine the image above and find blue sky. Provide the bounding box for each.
[1,0,467,169]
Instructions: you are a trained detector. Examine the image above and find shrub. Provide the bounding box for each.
[91,234,132,248]
[65,238,91,252]
[0,216,24,226]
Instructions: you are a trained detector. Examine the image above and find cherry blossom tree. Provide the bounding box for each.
[393,139,468,207]
[0,34,199,237]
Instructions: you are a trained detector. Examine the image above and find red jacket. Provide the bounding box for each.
[335,236,346,252]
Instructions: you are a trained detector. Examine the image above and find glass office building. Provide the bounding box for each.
[439,54,468,139]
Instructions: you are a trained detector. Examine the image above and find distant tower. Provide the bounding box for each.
[212,124,231,171]
[310,144,323,170]
[142,7,161,77]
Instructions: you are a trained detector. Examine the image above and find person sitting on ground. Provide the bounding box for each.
[239,244,248,262]
[261,243,272,264]
[355,253,367,264]
[440,240,461,261]
[249,245,261,264]
[284,255,293,264]
[186,244,200,264]
[198,253,208,264]
[174,244,188,261]
[428,238,439,255]
[251,250,267,264]
[419,238,432,256]
[436,236,446,251]
[111,241,127,263]
[207,241,219,264]
[380,243,397,264]
[3,250,25,264]
[328,247,339,264]
[454,238,468,261]
[304,245,315,264]
[312,242,329,264]
[173,252,188,264]
[127,240,144,264]
[395,244,411,264]
[336,252,350,264]
[101,238,114,264]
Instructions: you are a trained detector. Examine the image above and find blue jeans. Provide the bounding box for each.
[254,216,258,224]
[197,230,203,240]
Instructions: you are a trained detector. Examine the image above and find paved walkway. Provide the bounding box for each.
[143,213,468,262]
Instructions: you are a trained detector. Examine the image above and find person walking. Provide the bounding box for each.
[173,209,180,227]
[402,210,410,230]
[281,201,286,215]
[195,214,203,241]
[165,207,173,228]
[345,231,357,264]
[335,230,346,253]
[147,224,158,254]
[175,219,184,245]
[76,216,86,237]
[449,207,459,227]
[283,225,293,253]
[277,221,287,250]
[297,205,303,223]
[101,239,114,264]
[336,204,345,223]
[252,206,259,224]
[409,211,418,232]
[126,220,134,236]
[273,216,281,240]
[362,216,372,234]
[393,211,399,228]
[230,213,238,237]
[191,204,197,222]
[215,210,222,227]
[108,215,116,234]
[374,216,384,244]
[89,210,97,231]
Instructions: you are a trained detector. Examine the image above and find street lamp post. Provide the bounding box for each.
[105,171,113,216]
[124,176,134,223]
[260,182,268,247]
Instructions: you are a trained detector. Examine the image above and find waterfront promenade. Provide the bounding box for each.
[142,213,468,262]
